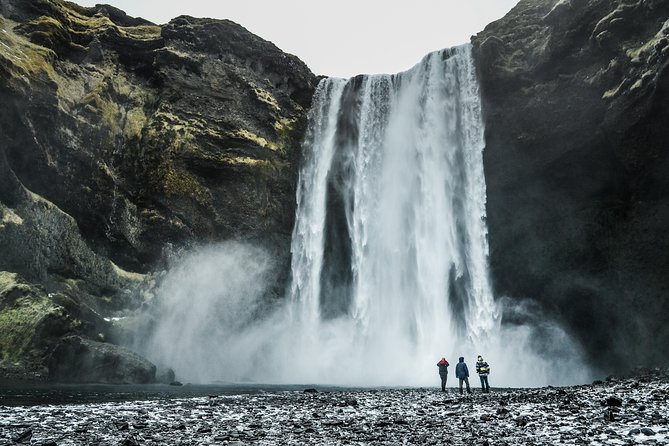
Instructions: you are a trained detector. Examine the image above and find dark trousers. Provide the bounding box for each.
[439,374,448,391]
[458,377,471,394]
[479,375,490,393]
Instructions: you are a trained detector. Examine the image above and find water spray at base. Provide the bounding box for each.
[140,45,592,387]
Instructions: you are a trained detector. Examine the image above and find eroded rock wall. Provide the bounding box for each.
[0,0,316,381]
[473,0,669,370]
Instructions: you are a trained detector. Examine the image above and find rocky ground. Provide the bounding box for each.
[1,371,668,445]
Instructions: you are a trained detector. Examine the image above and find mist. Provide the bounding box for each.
[135,46,593,389]
[135,241,591,387]
[138,242,277,383]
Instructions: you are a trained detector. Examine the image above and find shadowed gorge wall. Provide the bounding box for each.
[472,0,669,371]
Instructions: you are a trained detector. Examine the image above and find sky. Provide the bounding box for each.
[72,1,519,78]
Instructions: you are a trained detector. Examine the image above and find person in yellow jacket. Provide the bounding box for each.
[476,355,491,393]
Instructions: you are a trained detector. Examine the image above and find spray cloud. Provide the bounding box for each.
[139,45,591,387]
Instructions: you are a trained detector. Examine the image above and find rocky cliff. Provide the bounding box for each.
[0,0,316,381]
[3,0,668,383]
[473,0,669,371]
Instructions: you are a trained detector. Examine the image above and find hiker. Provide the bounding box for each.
[455,356,471,395]
[437,357,449,391]
[476,355,491,393]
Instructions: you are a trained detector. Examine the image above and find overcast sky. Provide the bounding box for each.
[72,1,518,78]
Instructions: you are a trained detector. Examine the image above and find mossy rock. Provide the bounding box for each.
[0,272,69,372]
[48,335,156,383]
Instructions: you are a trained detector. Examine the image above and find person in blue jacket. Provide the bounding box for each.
[455,356,471,395]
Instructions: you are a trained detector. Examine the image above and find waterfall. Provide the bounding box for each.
[287,45,500,384]
[142,45,590,387]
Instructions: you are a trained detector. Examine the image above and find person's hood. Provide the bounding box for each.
[458,357,464,362]
[438,358,447,364]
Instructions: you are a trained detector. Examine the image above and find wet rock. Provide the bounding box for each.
[156,368,176,384]
[14,429,32,443]
[114,420,129,431]
[303,388,318,394]
[48,336,156,384]
[605,396,623,407]
[337,398,358,407]
[169,381,183,386]
[641,427,656,436]
[118,436,140,446]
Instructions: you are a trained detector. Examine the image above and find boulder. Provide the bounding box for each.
[48,335,156,383]
[0,272,73,381]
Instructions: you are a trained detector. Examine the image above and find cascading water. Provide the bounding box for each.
[287,44,499,384]
[141,45,590,387]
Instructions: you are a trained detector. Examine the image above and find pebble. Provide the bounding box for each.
[0,377,667,445]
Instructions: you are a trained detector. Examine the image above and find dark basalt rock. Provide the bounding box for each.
[472,0,669,371]
[0,271,117,382]
[47,335,156,383]
[0,0,316,382]
[13,429,32,444]
[605,396,623,407]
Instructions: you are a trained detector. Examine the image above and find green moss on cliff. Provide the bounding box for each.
[69,70,154,143]
[274,117,300,155]
[233,128,278,151]
[0,18,57,81]
[0,273,60,364]
[60,6,160,41]
[123,107,147,140]
[252,86,281,113]
[162,169,213,207]
[0,206,24,229]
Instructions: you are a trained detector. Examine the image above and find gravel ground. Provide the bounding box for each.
[1,373,668,445]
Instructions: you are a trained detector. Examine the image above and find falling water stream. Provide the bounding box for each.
[287,44,499,383]
[142,45,589,387]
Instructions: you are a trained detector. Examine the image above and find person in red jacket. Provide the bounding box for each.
[437,357,450,391]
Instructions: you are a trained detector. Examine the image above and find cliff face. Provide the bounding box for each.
[473,0,669,370]
[3,0,667,383]
[0,0,316,381]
